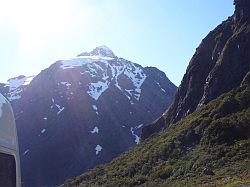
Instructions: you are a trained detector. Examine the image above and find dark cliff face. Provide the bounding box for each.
[234,0,250,23]
[0,47,176,187]
[141,1,250,140]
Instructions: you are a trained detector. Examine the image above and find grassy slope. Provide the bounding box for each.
[62,84,250,187]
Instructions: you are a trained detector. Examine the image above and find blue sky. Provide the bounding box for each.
[0,0,234,86]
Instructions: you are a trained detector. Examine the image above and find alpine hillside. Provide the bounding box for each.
[62,68,250,187]
[141,0,250,139]
[61,1,250,186]
[0,46,177,187]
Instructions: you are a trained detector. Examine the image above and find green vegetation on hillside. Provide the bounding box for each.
[62,83,250,187]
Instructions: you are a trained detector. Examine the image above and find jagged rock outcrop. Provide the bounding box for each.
[141,0,250,139]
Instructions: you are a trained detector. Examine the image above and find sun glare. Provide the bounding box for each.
[0,0,94,62]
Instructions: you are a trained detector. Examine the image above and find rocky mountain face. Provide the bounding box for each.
[62,71,250,187]
[141,0,250,140]
[61,2,250,186]
[0,46,176,187]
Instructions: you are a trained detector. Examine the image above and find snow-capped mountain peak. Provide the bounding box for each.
[0,46,177,187]
[59,54,147,102]
[77,45,116,58]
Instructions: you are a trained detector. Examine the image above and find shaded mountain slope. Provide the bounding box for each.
[61,72,250,187]
[141,0,250,139]
[0,46,176,187]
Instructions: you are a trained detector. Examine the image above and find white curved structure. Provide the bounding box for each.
[0,94,21,187]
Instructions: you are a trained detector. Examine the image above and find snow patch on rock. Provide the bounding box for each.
[60,82,71,87]
[135,124,144,129]
[123,65,147,101]
[51,99,65,115]
[4,75,35,101]
[88,81,109,100]
[60,57,113,70]
[92,105,99,115]
[7,75,35,91]
[130,127,140,144]
[155,81,166,93]
[23,149,29,156]
[41,129,46,134]
[90,126,99,134]
[56,105,65,115]
[38,129,46,136]
[95,145,102,155]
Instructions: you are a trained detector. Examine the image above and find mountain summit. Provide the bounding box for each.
[77,45,116,58]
